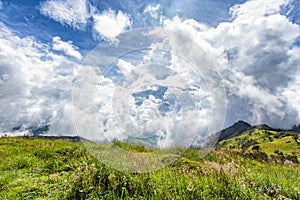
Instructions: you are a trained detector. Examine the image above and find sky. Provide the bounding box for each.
[0,0,300,147]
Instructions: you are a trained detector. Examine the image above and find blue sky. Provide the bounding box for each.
[0,0,300,147]
[0,0,253,52]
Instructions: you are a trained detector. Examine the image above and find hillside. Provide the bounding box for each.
[0,136,299,199]
[217,127,300,162]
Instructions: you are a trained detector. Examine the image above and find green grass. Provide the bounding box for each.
[259,136,300,155]
[0,136,299,199]
[217,129,300,160]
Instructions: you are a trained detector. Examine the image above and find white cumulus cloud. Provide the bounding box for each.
[117,59,134,75]
[52,36,82,60]
[93,9,132,41]
[1,0,300,144]
[0,22,78,135]
[162,0,300,128]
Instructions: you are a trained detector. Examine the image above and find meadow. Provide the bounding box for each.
[0,134,299,199]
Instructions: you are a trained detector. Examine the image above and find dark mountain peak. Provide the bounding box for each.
[253,124,273,130]
[234,120,251,127]
[253,124,286,132]
[217,120,252,141]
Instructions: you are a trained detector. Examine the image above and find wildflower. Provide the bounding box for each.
[187,182,194,191]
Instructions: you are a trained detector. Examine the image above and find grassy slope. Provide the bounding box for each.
[0,136,299,199]
[217,129,300,160]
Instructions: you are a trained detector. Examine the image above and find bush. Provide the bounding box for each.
[246,151,268,162]
[274,150,279,154]
[241,139,258,149]
[285,154,298,163]
[251,145,260,152]
[270,152,298,164]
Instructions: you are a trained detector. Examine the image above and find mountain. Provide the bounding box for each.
[216,121,300,142]
[216,123,300,162]
[125,135,158,147]
[12,124,50,136]
[253,124,274,131]
[217,120,252,141]
[291,124,300,133]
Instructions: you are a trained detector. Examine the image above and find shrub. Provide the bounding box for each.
[241,139,258,149]
[246,151,268,162]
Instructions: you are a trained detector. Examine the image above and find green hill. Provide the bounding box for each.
[217,128,300,163]
[0,136,299,199]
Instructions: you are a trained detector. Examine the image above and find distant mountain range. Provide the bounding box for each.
[217,121,300,142]
[11,124,50,136]
[8,120,300,146]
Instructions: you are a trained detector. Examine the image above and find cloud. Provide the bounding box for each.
[39,0,132,42]
[73,69,127,141]
[117,59,134,75]
[205,0,300,128]
[0,1,3,10]
[52,36,82,60]
[72,35,217,147]
[221,68,285,117]
[162,0,300,128]
[143,4,161,19]
[93,9,132,41]
[0,22,77,135]
[282,72,300,122]
[1,0,300,147]
[230,0,290,21]
[39,0,89,30]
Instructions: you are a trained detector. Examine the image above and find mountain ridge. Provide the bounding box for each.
[217,120,299,142]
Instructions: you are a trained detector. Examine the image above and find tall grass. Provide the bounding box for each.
[0,137,299,199]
